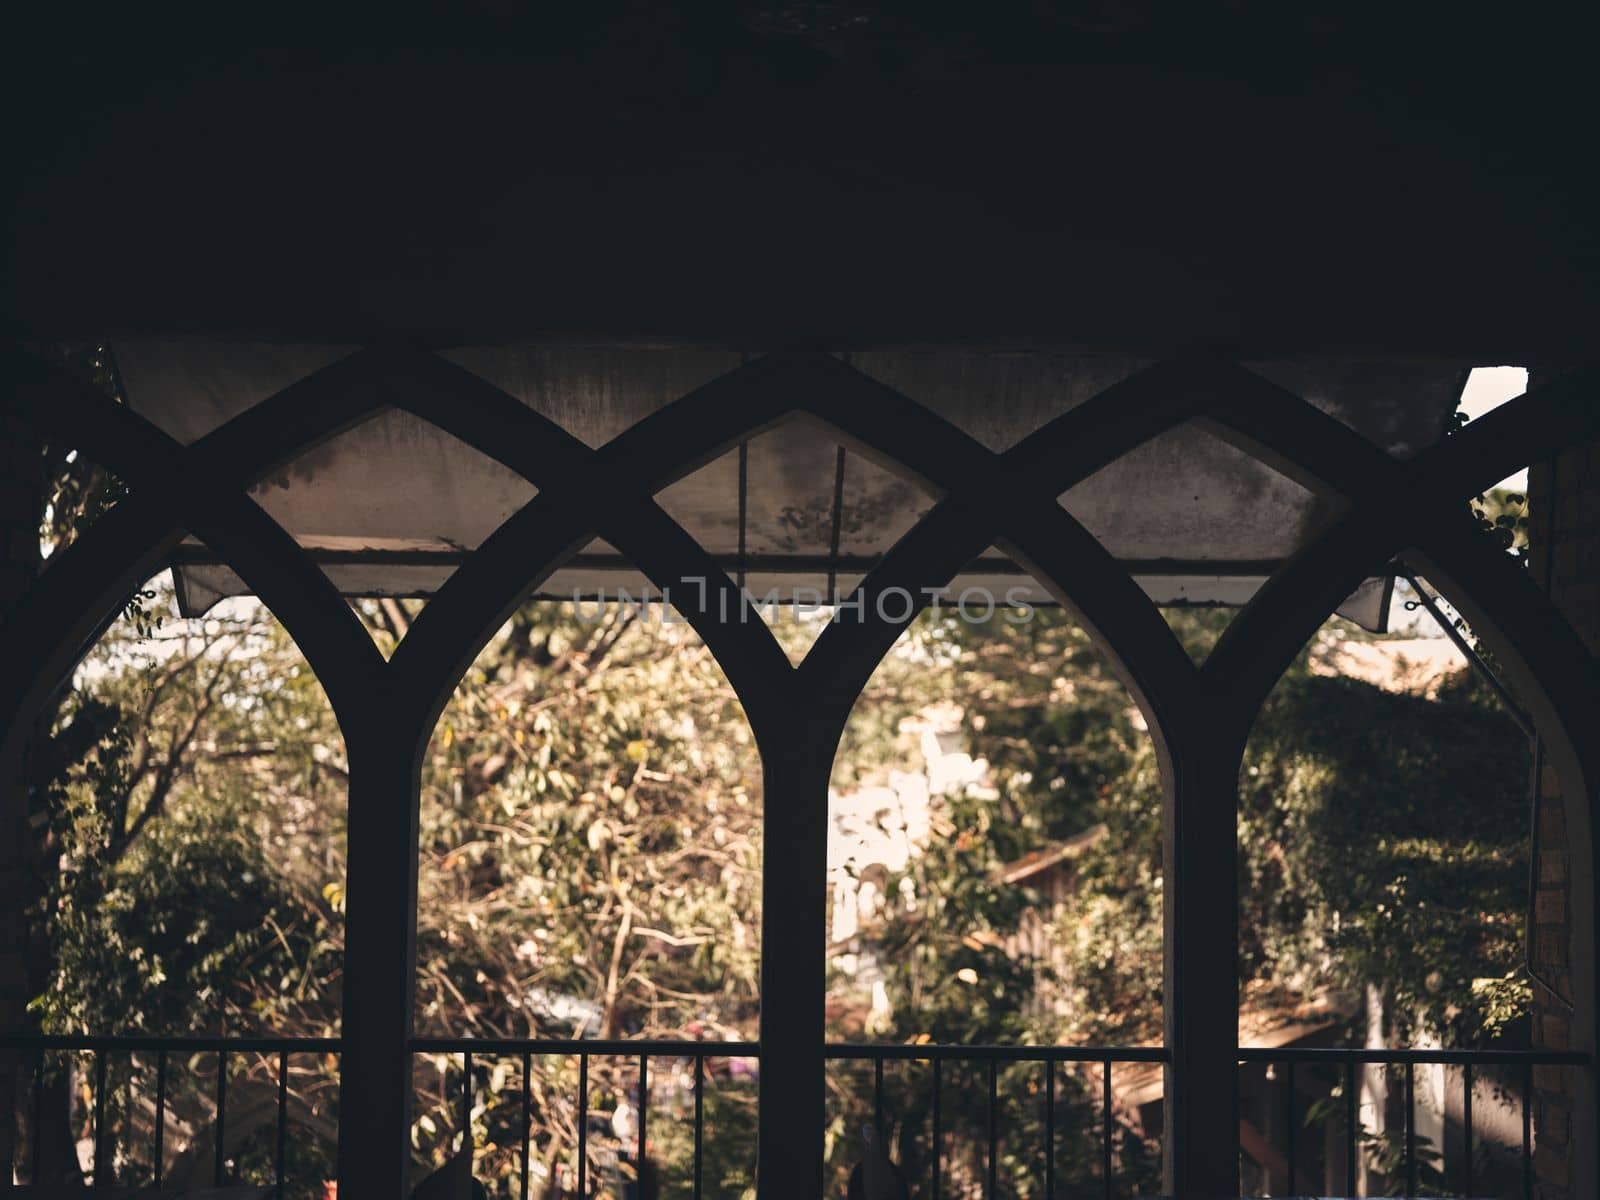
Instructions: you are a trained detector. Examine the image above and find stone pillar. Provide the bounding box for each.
[0,401,44,1177]
[1526,424,1598,1200]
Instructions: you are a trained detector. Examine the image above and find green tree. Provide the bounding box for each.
[410,600,765,1194]
[36,579,1533,1194]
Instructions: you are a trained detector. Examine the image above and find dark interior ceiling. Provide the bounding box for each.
[8,8,1600,358]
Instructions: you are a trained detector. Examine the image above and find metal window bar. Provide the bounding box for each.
[1461,1060,1473,1196]
[520,1050,532,1200]
[215,1048,229,1188]
[93,1049,108,1185]
[636,1052,648,1169]
[577,1051,588,1199]
[1343,1056,1357,1196]
[1044,1060,1055,1200]
[1403,1060,1415,1197]
[1395,565,1534,737]
[1284,1059,1296,1193]
[692,1053,705,1200]
[154,1048,167,1189]
[1524,1060,1534,1200]
[276,1048,289,1199]
[1400,563,1575,1015]
[1101,1061,1113,1200]
[1236,1046,1586,1200]
[31,1049,44,1183]
[460,1049,473,1164]
[986,1056,998,1199]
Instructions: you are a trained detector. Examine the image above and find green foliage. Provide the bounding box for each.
[37,578,1533,1192]
[34,592,346,1186]
[1241,664,1531,1042]
[1304,1085,1450,1196]
[416,604,762,1041]
[834,610,1162,1037]
[412,602,764,1189]
[40,595,344,1038]
[43,800,337,1036]
[823,609,1167,1194]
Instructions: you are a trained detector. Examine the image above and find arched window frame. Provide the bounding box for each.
[4,345,1597,1197]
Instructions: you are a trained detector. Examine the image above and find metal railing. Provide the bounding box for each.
[410,1037,1167,1200]
[408,1035,758,1200]
[825,1043,1169,1200]
[0,1033,341,1192]
[1237,1045,1590,1199]
[5,1033,1584,1197]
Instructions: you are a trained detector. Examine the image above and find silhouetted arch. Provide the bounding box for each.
[4,343,1597,1198]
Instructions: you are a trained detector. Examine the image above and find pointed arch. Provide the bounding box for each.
[1,353,386,754]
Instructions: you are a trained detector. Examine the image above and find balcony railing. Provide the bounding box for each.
[409,1035,759,1200]
[0,1033,340,1192]
[1236,1046,1590,1200]
[412,1038,1170,1200]
[824,1042,1169,1200]
[1,1034,1589,1197]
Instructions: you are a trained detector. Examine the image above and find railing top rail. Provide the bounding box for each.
[1236,1046,1589,1066]
[0,1034,342,1052]
[409,1036,757,1055]
[414,1038,1171,1062]
[4,1034,1578,1068]
[823,1044,1171,1063]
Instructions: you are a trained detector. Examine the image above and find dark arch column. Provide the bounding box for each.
[1206,372,1600,1200]
[799,491,1226,1193]
[387,351,1227,1196]
[2,351,405,1194]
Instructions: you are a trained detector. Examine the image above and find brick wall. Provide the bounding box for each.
[1526,428,1597,1200]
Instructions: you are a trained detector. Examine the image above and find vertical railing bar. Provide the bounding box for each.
[214,1048,228,1187]
[461,1050,473,1163]
[31,1049,44,1183]
[520,1050,532,1200]
[1462,1061,1473,1197]
[1403,1061,1415,1197]
[154,1048,167,1188]
[1522,1059,1532,1200]
[1285,1060,1296,1194]
[93,1049,108,1185]
[1344,1053,1357,1196]
[931,1056,942,1200]
[873,1054,884,1134]
[276,1048,289,1199]
[693,1054,705,1200]
[1101,1059,1113,1200]
[577,1052,588,1199]
[1044,1059,1055,1200]
[637,1053,648,1169]
[987,1056,998,1200]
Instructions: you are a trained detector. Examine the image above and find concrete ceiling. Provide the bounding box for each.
[8,12,1600,358]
